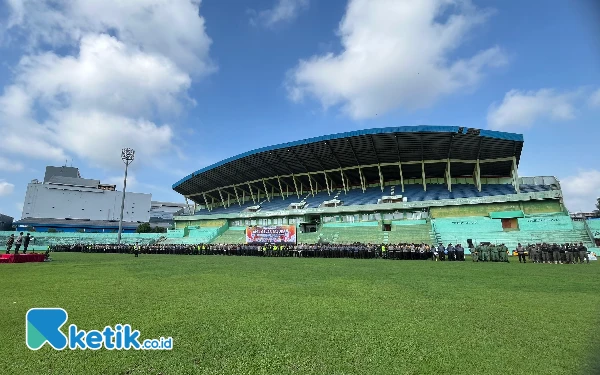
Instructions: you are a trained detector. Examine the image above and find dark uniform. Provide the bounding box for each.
[23,233,31,253]
[516,244,525,263]
[578,243,589,264]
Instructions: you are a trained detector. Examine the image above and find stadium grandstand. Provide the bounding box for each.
[168,126,597,250]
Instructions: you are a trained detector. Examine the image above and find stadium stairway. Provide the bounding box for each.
[432,216,595,251]
[211,227,246,244]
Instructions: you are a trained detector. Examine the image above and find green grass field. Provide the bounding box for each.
[1,253,599,374]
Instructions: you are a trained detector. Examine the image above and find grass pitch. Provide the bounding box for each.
[1,253,599,375]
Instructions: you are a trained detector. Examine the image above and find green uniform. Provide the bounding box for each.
[490,245,499,262]
[479,245,487,262]
[499,245,508,262]
[472,246,479,262]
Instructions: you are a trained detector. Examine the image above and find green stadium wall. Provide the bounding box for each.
[430,200,563,218]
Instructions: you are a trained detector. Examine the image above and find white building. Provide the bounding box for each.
[21,166,151,222]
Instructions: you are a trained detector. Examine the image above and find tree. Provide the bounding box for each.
[136,222,152,233]
[137,223,167,233]
[47,228,58,233]
[595,197,600,218]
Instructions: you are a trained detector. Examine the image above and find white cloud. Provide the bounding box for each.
[286,0,506,119]
[0,181,15,196]
[0,35,182,168]
[0,157,24,172]
[0,1,215,170]
[250,0,309,28]
[487,88,580,130]
[590,89,600,108]
[5,0,215,75]
[560,170,600,212]
[104,174,138,192]
[14,34,192,117]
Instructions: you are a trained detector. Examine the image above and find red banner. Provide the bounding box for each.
[245,225,297,244]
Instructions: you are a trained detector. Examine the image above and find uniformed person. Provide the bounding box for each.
[565,244,573,264]
[578,243,589,264]
[490,244,499,262]
[552,243,560,264]
[516,243,525,263]
[541,243,550,264]
[502,244,509,262]
[471,244,479,262]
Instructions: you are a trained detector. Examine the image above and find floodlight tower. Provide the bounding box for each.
[117,148,135,245]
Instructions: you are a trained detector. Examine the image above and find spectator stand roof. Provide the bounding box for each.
[173,126,524,207]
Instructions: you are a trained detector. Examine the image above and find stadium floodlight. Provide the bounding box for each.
[117,148,135,245]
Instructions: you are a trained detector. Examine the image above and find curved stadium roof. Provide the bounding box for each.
[173,126,524,205]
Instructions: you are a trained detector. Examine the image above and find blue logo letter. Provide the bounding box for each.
[26,308,68,350]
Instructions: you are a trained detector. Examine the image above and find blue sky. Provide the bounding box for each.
[0,0,599,220]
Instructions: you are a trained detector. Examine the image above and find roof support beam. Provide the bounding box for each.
[421,160,427,192]
[398,162,404,193]
[233,186,241,206]
[247,183,256,204]
[358,167,366,192]
[277,176,285,200]
[378,164,384,192]
[512,156,520,194]
[186,156,516,198]
[308,174,315,196]
[445,159,452,192]
[340,168,347,193]
[324,171,331,195]
[474,160,482,192]
[262,179,270,201]
[292,175,300,199]
[218,189,226,209]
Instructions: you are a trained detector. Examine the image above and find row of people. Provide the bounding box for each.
[517,243,589,264]
[48,242,467,261]
[471,243,510,262]
[4,232,34,254]
[33,241,595,264]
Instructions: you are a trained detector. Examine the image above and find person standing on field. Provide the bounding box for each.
[516,243,526,263]
[578,243,589,264]
[23,233,31,253]
[565,244,573,264]
[490,244,499,262]
[14,232,23,253]
[541,243,550,264]
[5,234,14,254]
[552,243,560,264]
[472,244,479,262]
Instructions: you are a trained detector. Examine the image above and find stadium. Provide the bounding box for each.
[169,125,597,250]
[3,126,600,375]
